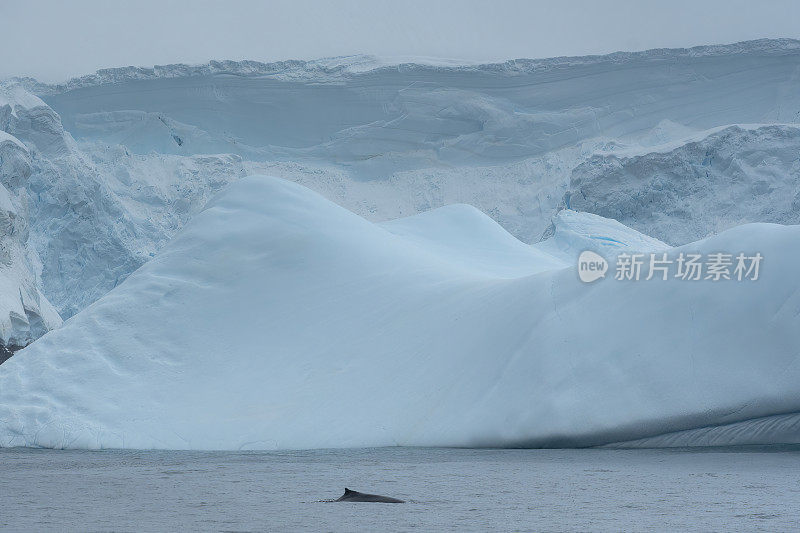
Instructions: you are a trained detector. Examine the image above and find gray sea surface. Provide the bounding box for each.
[1,446,799,532]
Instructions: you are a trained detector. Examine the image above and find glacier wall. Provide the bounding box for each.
[36,39,800,165]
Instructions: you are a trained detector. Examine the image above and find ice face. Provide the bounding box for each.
[565,124,800,246]
[0,128,62,349]
[1,176,798,450]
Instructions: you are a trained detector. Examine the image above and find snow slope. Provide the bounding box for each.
[1,176,798,450]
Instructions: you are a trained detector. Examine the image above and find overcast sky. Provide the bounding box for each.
[2,0,799,82]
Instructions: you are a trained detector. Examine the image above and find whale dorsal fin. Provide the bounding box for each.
[344,488,354,495]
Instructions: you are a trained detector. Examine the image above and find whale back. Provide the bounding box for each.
[336,488,404,503]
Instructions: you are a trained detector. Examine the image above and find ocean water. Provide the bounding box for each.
[1,446,799,532]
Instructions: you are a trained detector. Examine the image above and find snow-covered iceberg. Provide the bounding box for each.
[1,176,798,450]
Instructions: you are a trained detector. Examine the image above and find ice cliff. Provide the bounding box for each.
[0,91,62,354]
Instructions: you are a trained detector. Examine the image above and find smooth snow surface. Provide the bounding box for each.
[1,176,798,450]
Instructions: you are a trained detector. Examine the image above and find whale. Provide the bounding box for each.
[335,488,405,503]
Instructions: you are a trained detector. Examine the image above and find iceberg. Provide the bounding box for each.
[1,176,798,450]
